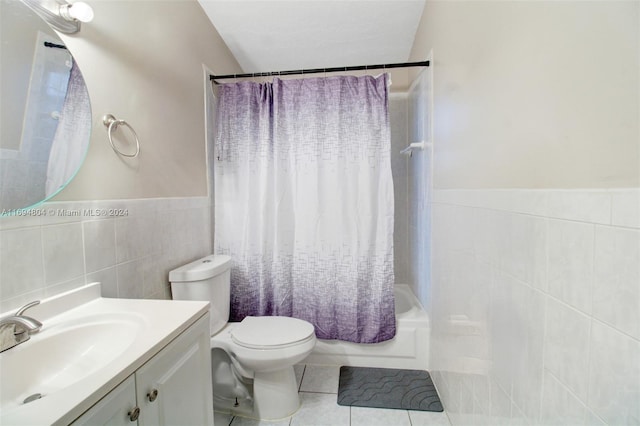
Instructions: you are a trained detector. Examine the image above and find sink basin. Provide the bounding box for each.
[0,283,209,425]
[0,313,143,411]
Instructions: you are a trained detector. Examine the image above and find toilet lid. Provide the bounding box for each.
[231,316,315,349]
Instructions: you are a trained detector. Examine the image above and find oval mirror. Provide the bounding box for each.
[0,0,91,213]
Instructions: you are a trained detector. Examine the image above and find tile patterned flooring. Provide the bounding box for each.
[214,365,452,426]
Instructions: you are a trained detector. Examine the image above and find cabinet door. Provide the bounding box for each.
[136,314,213,426]
[72,375,138,426]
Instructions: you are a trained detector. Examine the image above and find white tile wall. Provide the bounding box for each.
[0,227,44,298]
[387,89,431,298]
[0,197,211,313]
[540,371,587,426]
[389,94,410,285]
[42,222,85,285]
[407,67,432,310]
[83,219,117,273]
[430,188,640,426]
[611,189,640,228]
[547,219,594,313]
[593,225,640,340]
[587,321,640,425]
[543,298,590,401]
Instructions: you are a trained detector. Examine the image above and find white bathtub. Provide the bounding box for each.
[305,284,430,369]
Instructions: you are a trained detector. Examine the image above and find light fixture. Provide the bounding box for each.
[59,2,94,23]
[20,0,94,33]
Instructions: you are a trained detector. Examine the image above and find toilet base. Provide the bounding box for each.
[253,366,300,420]
[213,366,301,421]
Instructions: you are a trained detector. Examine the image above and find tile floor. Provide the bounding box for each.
[214,364,452,426]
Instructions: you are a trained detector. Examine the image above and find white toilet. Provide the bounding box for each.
[169,255,316,420]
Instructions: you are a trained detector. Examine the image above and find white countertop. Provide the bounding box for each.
[0,283,209,425]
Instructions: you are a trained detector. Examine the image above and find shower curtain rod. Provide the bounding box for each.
[209,60,429,84]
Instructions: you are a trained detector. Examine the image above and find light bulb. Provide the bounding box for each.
[60,2,94,23]
[68,2,94,22]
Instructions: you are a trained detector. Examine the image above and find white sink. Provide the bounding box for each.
[0,313,144,411]
[0,283,208,425]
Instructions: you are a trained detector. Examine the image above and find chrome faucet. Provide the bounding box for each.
[0,301,42,353]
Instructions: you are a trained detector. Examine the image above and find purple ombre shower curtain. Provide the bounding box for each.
[214,75,395,343]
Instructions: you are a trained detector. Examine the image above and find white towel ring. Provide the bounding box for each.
[103,114,140,158]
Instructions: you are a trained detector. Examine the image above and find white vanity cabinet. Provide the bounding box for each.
[136,313,213,425]
[71,376,137,425]
[72,314,213,426]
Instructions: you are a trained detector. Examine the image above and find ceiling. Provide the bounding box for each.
[198,1,426,73]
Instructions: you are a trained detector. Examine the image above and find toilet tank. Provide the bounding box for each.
[169,255,231,335]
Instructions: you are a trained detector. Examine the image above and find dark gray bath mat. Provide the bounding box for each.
[337,366,443,412]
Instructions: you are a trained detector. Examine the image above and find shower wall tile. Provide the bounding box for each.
[540,371,586,426]
[489,380,512,426]
[407,70,432,310]
[611,189,640,229]
[472,208,508,266]
[0,197,211,313]
[488,271,516,394]
[585,411,608,426]
[546,191,611,225]
[430,188,640,426]
[510,401,531,426]
[547,219,594,313]
[389,94,410,285]
[501,214,547,291]
[587,320,640,426]
[509,280,545,423]
[543,298,591,401]
[593,225,640,340]
[471,373,490,420]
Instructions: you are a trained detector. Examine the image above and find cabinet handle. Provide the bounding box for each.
[128,407,140,422]
[147,389,159,403]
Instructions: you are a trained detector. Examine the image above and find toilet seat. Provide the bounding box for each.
[231,316,315,350]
